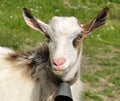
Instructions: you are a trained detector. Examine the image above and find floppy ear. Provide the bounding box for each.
[23,8,49,35]
[82,7,109,35]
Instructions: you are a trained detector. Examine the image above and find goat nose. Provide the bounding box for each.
[53,57,66,66]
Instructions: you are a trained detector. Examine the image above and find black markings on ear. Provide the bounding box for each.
[82,7,109,34]
[23,7,48,35]
[91,7,109,30]
[23,8,33,18]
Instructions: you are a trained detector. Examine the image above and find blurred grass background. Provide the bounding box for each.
[0,0,120,101]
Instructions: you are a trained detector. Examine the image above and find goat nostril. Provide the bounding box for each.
[53,57,66,66]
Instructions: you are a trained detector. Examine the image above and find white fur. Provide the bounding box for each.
[0,47,14,57]
[0,47,34,101]
[0,70,34,101]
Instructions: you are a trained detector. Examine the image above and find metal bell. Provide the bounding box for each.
[55,82,73,101]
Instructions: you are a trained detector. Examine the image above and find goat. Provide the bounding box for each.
[0,7,109,101]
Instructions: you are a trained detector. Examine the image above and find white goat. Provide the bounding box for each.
[0,7,109,101]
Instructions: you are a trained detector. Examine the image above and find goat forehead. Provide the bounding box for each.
[49,17,82,37]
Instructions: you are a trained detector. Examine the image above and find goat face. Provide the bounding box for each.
[48,17,82,74]
[23,7,109,82]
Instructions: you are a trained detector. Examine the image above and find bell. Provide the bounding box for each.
[55,82,73,101]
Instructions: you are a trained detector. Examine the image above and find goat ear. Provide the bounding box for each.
[82,7,109,35]
[22,8,48,35]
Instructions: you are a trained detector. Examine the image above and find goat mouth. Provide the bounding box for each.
[53,70,64,75]
[52,66,70,76]
[53,67,65,73]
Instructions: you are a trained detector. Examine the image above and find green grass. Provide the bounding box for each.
[83,90,103,101]
[0,0,120,101]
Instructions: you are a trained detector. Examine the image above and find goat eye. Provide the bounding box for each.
[45,35,51,43]
[46,38,51,43]
[73,34,83,47]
